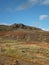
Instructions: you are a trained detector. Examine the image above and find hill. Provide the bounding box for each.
[0,23,49,65]
[0,23,49,43]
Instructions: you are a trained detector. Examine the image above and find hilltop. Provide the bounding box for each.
[0,23,42,31]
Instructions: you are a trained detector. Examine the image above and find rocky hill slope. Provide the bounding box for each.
[0,23,49,43]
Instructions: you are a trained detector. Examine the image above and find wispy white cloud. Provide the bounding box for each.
[29,0,38,4]
[16,0,39,10]
[16,0,49,11]
[39,15,49,20]
[42,0,49,5]
[5,0,49,11]
[16,3,30,10]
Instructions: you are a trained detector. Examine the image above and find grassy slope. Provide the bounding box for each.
[0,40,49,65]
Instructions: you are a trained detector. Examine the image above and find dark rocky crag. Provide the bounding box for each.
[0,23,42,31]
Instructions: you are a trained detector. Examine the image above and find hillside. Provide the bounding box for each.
[0,23,49,43]
[0,23,49,65]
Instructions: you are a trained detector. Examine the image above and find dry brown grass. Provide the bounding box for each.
[0,40,49,65]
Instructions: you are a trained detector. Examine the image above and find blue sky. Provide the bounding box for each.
[0,0,49,31]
